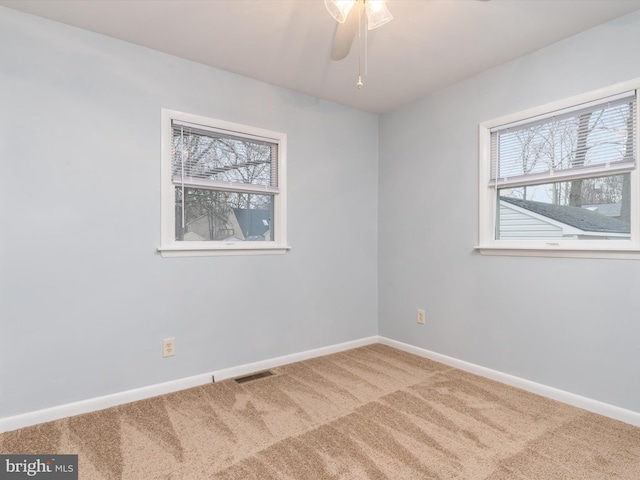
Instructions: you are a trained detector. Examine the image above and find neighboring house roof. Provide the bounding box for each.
[500,197,630,234]
[581,202,621,217]
[232,208,271,239]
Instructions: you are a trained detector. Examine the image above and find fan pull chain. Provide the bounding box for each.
[357,0,363,88]
[364,2,368,77]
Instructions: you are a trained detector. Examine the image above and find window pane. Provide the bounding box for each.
[175,187,274,242]
[171,127,276,187]
[497,174,630,240]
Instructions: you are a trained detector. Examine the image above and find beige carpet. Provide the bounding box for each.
[2,344,639,479]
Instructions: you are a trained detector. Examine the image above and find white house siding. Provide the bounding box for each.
[498,202,563,239]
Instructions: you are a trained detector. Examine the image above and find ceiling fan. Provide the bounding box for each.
[325,0,393,87]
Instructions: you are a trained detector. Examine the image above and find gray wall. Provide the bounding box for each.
[379,11,640,412]
[0,8,379,417]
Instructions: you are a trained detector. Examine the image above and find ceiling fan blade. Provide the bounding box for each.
[330,6,359,61]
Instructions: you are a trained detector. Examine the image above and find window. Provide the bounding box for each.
[159,110,288,257]
[478,81,640,258]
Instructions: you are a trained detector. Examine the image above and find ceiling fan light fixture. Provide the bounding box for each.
[324,0,356,23]
[326,0,393,88]
[366,0,393,30]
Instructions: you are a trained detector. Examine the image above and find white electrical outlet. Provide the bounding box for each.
[163,338,175,357]
[417,309,426,325]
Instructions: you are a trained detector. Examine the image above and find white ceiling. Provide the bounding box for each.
[3,0,640,114]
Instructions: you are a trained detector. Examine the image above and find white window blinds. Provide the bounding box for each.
[171,120,279,195]
[490,91,637,188]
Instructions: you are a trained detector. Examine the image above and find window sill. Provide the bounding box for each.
[475,245,640,260]
[158,244,291,257]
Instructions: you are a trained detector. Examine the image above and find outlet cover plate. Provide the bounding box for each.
[163,338,175,357]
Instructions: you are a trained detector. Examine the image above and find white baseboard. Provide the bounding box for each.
[2,335,638,433]
[0,336,378,433]
[378,336,640,427]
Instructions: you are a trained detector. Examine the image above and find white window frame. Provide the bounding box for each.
[477,79,640,259]
[158,109,289,257]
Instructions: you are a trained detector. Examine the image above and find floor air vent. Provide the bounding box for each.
[234,370,276,384]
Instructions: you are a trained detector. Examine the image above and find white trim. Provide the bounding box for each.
[211,337,378,381]
[378,337,640,427]
[475,245,640,259]
[2,336,638,432]
[158,244,291,257]
[0,337,377,433]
